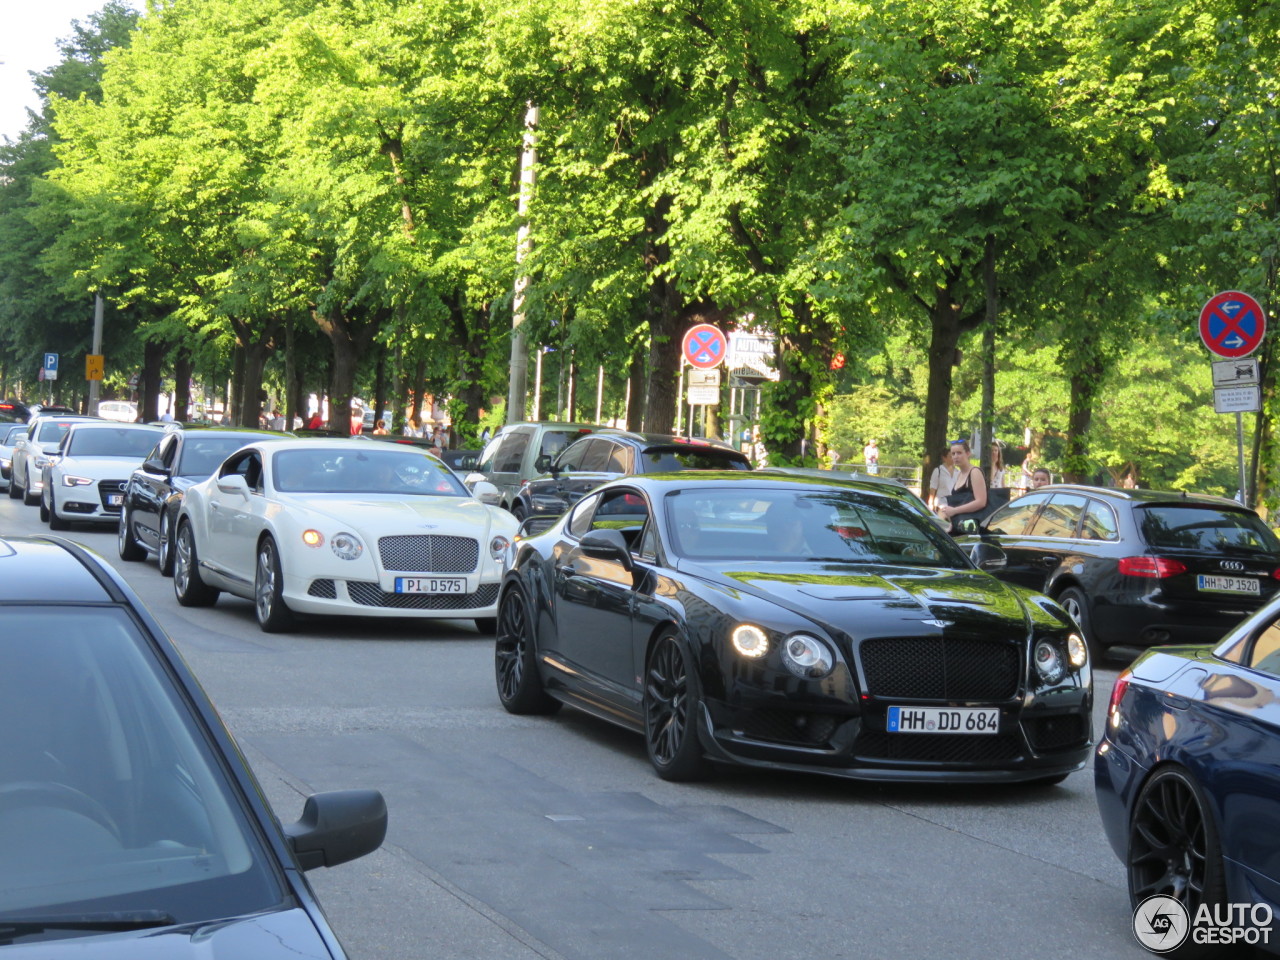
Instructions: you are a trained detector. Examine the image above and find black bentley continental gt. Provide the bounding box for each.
[494,473,1093,784]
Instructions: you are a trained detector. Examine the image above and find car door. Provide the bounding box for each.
[130,433,178,550]
[561,438,623,508]
[551,486,649,708]
[526,436,597,516]
[1028,493,1092,593]
[206,450,266,583]
[488,428,531,508]
[967,492,1051,589]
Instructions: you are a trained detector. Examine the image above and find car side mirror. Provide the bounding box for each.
[143,458,171,477]
[216,474,251,498]
[970,541,1007,571]
[579,528,633,572]
[284,789,387,871]
[470,479,501,504]
[534,454,552,473]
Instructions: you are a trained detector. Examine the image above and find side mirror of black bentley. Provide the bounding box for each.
[969,541,1007,571]
[284,789,388,871]
[579,528,633,571]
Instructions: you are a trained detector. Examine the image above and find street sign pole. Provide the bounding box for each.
[1237,413,1248,504]
[1200,291,1267,505]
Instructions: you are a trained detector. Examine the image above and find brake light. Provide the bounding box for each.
[1272,568,1280,581]
[1118,556,1187,578]
[1107,670,1131,730]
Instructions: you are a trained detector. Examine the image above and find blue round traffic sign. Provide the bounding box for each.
[1200,291,1266,359]
[682,324,727,370]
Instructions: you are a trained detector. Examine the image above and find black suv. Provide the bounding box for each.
[957,485,1280,659]
[512,431,750,521]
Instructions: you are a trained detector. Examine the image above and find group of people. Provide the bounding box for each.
[927,440,1053,533]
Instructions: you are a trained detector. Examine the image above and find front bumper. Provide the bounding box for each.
[282,575,500,620]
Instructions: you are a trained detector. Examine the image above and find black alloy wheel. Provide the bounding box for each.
[493,586,559,714]
[174,520,220,607]
[255,536,295,633]
[1127,766,1228,959]
[118,505,146,561]
[1057,586,1102,662]
[157,511,175,575]
[644,635,711,782]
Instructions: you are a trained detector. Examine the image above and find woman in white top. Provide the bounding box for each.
[989,442,1006,488]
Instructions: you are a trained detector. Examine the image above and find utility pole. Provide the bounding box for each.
[506,103,539,424]
[87,293,104,416]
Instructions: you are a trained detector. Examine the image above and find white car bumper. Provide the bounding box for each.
[280,570,500,619]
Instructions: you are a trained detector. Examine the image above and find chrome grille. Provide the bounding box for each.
[378,535,479,573]
[346,582,498,610]
[859,636,1021,700]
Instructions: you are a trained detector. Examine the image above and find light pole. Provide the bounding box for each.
[506,103,539,424]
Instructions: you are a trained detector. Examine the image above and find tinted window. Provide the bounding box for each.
[220,452,263,491]
[272,448,466,496]
[639,447,749,472]
[36,421,76,444]
[1139,505,1280,555]
[1034,494,1088,538]
[604,443,631,474]
[475,435,504,473]
[985,495,1047,536]
[579,440,612,472]
[67,427,162,458]
[176,435,263,478]
[1080,500,1119,541]
[1249,618,1280,676]
[495,432,530,473]
[567,493,601,538]
[540,428,592,461]
[0,607,282,921]
[590,489,650,550]
[555,437,597,472]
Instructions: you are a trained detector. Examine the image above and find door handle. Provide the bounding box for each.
[210,502,221,511]
[1039,556,1059,568]
[560,564,578,577]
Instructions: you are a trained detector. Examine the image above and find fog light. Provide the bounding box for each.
[301,529,324,547]
[731,624,768,659]
[781,634,835,679]
[1066,633,1087,669]
[1034,640,1065,683]
[490,535,511,560]
[330,532,363,560]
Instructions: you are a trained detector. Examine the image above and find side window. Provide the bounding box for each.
[495,432,530,473]
[1033,494,1088,538]
[590,489,651,552]
[579,440,612,472]
[220,450,263,491]
[555,438,598,472]
[1080,500,1119,541]
[1249,620,1280,677]
[567,493,601,539]
[476,434,504,473]
[155,434,178,468]
[985,495,1046,536]
[603,442,630,474]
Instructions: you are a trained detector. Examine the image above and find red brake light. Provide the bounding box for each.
[1118,556,1187,578]
[1272,568,1280,581]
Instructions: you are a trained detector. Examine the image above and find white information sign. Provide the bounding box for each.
[687,369,721,387]
[1213,385,1261,414]
[687,385,720,406]
[1211,358,1260,387]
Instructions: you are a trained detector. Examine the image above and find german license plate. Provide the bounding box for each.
[1197,575,1259,595]
[887,706,999,734]
[106,494,124,506]
[395,576,465,594]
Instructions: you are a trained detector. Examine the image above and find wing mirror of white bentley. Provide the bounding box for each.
[215,474,251,498]
[470,479,502,505]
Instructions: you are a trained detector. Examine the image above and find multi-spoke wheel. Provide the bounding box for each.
[174,520,219,607]
[255,536,294,633]
[644,634,711,782]
[157,511,175,575]
[1128,766,1227,959]
[494,586,559,714]
[1057,587,1103,663]
[118,505,146,561]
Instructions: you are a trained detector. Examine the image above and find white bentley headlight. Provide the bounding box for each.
[781,634,835,679]
[61,474,94,487]
[1034,639,1066,683]
[330,532,364,560]
[1066,633,1088,669]
[731,624,769,659]
[490,535,511,560]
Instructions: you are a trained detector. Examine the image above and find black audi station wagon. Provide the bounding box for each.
[956,485,1280,660]
[495,473,1092,785]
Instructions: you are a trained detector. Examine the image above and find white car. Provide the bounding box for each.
[40,421,166,529]
[8,414,99,506]
[97,399,139,422]
[173,438,516,633]
[0,423,26,491]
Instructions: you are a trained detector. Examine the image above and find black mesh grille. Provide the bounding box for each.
[96,479,129,511]
[1023,714,1089,752]
[859,636,1021,700]
[854,731,1023,763]
[739,709,840,747]
[307,579,337,599]
[378,535,479,573]
[346,582,498,610]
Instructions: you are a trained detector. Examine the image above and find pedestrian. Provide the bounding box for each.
[479,425,491,445]
[936,440,989,534]
[927,446,960,511]
[372,419,389,436]
[268,408,286,432]
[305,410,323,430]
[989,442,1006,487]
[751,427,768,467]
[1031,467,1052,489]
[863,438,880,475]
[349,405,363,436]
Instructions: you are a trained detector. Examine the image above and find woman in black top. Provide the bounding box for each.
[936,440,988,529]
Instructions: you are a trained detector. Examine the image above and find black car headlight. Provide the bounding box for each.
[781,634,835,679]
[1034,640,1065,683]
[731,624,769,659]
[1066,632,1088,669]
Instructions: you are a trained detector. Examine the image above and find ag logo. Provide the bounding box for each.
[1133,895,1189,952]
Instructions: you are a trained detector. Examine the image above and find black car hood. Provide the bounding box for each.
[676,560,1060,637]
[3,907,332,959]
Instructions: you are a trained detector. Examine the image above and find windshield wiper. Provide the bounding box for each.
[0,910,176,939]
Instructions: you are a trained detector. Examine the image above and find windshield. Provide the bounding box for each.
[272,447,468,496]
[1139,505,1280,555]
[36,421,77,444]
[66,428,161,459]
[177,435,270,478]
[0,607,284,934]
[2,426,23,445]
[665,488,969,567]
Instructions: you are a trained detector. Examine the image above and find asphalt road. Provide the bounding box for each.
[0,495,1148,960]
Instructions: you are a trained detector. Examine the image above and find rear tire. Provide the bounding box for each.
[118,505,146,561]
[174,520,220,607]
[1057,587,1103,663]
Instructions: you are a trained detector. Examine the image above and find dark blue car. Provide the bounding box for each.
[1095,596,1280,956]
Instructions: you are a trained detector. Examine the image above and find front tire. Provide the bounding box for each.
[1057,586,1102,662]
[47,491,69,530]
[254,537,294,633]
[494,586,559,714]
[38,490,49,523]
[22,469,39,506]
[157,511,175,576]
[118,505,146,561]
[174,520,219,607]
[1127,766,1229,959]
[6,474,19,499]
[644,634,711,782]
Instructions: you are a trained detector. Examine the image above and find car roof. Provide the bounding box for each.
[583,430,743,452]
[65,420,164,432]
[602,471,923,500]
[0,536,124,603]
[1026,483,1251,510]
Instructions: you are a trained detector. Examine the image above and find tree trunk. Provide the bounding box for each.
[373,346,387,431]
[627,345,646,431]
[229,345,244,425]
[173,347,193,422]
[139,339,164,422]
[1062,332,1104,483]
[920,288,975,492]
[979,237,997,479]
[312,303,382,434]
[642,195,682,434]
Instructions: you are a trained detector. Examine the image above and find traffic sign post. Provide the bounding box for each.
[1201,291,1268,503]
[43,352,59,382]
[86,354,105,381]
[682,324,728,370]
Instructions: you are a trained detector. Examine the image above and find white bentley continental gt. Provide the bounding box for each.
[173,438,517,633]
[40,421,165,528]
